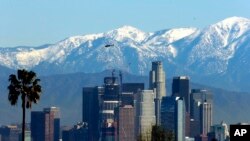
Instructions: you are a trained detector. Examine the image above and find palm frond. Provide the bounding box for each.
[8,69,42,108]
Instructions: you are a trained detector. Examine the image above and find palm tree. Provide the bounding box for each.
[8,69,42,141]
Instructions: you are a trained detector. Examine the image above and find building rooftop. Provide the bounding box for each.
[173,76,189,80]
[122,105,133,108]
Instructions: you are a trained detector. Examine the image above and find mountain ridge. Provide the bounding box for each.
[0,17,250,91]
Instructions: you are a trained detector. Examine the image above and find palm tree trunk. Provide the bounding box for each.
[22,94,25,141]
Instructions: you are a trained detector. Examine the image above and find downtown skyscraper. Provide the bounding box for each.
[175,97,186,141]
[200,101,212,136]
[172,76,190,112]
[100,77,120,141]
[172,76,191,136]
[82,86,103,141]
[31,107,60,141]
[190,89,213,138]
[135,90,156,140]
[149,61,166,125]
[161,96,176,132]
[161,96,186,141]
[116,105,135,141]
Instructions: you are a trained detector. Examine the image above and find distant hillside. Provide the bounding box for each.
[0,71,250,126]
[1,17,250,91]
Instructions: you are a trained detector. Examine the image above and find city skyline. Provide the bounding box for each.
[0,1,250,140]
[0,61,220,141]
[0,67,250,126]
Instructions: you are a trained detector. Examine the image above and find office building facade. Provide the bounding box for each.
[31,111,45,141]
[82,87,102,141]
[135,90,156,141]
[100,77,120,141]
[31,107,60,141]
[172,76,191,136]
[121,83,145,106]
[149,61,166,125]
[175,97,186,141]
[190,89,213,119]
[122,83,144,94]
[200,101,212,136]
[190,89,213,137]
[116,105,135,141]
[44,107,60,141]
[121,92,134,106]
[161,96,176,132]
[172,76,190,112]
[0,125,21,141]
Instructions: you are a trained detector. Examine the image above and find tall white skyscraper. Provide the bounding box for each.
[149,61,166,125]
[200,101,213,135]
[135,90,156,141]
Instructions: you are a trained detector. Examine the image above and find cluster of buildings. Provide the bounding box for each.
[0,61,232,141]
[82,61,230,141]
[0,125,30,141]
[0,107,60,141]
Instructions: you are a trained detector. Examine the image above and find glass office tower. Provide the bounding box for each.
[149,61,166,125]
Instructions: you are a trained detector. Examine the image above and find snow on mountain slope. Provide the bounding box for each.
[0,33,103,69]
[184,17,250,74]
[146,28,198,45]
[105,25,150,42]
[0,17,250,82]
[0,25,198,72]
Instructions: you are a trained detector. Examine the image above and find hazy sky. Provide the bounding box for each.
[0,0,249,47]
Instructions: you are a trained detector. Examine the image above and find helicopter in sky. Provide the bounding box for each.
[104,44,114,48]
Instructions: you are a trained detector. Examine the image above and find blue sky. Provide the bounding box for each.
[0,0,249,47]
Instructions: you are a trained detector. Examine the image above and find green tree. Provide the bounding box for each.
[165,130,174,141]
[151,125,174,141]
[151,125,165,141]
[8,69,42,141]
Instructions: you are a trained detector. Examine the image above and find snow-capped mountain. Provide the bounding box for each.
[1,17,250,91]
